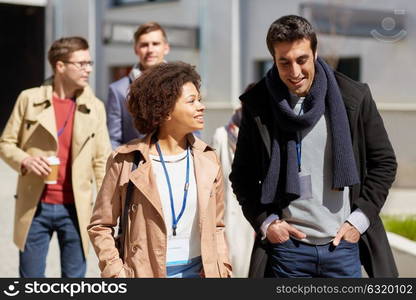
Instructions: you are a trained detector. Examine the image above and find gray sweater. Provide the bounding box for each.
[281,97,351,244]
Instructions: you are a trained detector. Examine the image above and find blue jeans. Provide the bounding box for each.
[19,202,86,278]
[267,238,362,278]
[166,256,202,278]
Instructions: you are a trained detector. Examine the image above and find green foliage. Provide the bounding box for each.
[382,215,416,242]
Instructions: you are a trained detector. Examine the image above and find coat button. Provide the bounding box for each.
[131,204,137,212]
[132,245,138,253]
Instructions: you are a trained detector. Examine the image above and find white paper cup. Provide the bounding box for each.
[44,156,60,184]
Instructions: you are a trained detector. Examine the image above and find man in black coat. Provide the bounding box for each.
[230,15,397,278]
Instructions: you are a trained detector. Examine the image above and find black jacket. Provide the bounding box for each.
[230,71,398,277]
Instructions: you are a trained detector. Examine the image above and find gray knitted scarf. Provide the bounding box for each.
[261,57,360,206]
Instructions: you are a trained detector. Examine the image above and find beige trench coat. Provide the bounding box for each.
[0,80,111,258]
[88,134,232,278]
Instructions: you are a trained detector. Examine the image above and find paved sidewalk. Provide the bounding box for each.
[381,188,416,216]
[0,159,99,277]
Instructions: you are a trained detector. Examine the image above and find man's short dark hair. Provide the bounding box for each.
[266,15,317,57]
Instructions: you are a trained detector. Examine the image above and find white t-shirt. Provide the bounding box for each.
[150,150,201,266]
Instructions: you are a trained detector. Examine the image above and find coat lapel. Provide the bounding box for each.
[130,158,165,220]
[191,136,219,227]
[240,79,273,159]
[72,88,95,160]
[254,116,271,158]
[35,86,58,145]
[338,87,360,141]
[119,136,165,221]
[36,103,58,143]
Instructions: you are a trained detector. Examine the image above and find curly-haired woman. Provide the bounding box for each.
[88,62,232,278]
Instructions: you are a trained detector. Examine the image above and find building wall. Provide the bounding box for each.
[97,0,200,102]
[97,0,239,143]
[241,0,416,187]
[241,0,299,86]
[45,0,96,90]
[48,0,416,187]
[242,0,416,103]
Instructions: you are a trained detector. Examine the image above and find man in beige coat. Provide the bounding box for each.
[0,36,111,277]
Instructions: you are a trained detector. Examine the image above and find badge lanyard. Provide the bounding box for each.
[296,101,305,173]
[156,142,190,236]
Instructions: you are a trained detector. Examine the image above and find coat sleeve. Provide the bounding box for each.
[0,91,31,173]
[92,100,112,190]
[354,84,397,222]
[213,158,232,277]
[106,84,123,149]
[88,153,124,278]
[229,106,269,233]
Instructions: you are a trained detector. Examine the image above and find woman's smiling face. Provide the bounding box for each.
[165,82,205,134]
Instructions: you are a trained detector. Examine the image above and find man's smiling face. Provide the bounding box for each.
[273,38,317,97]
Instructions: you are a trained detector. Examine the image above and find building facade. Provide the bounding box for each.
[1,0,415,187]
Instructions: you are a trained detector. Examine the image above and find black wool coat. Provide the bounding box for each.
[230,71,398,277]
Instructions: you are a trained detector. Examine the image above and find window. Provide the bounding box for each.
[110,65,132,82]
[300,3,406,40]
[335,57,361,82]
[103,23,199,49]
[112,0,177,6]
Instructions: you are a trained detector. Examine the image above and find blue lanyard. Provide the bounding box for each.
[296,139,302,173]
[155,142,190,236]
[296,101,305,173]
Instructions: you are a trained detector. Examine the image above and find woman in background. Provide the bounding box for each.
[88,62,231,278]
[212,83,256,277]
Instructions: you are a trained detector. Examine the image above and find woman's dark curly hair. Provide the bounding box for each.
[127,61,201,134]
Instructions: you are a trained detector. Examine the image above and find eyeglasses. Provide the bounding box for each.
[63,60,94,69]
